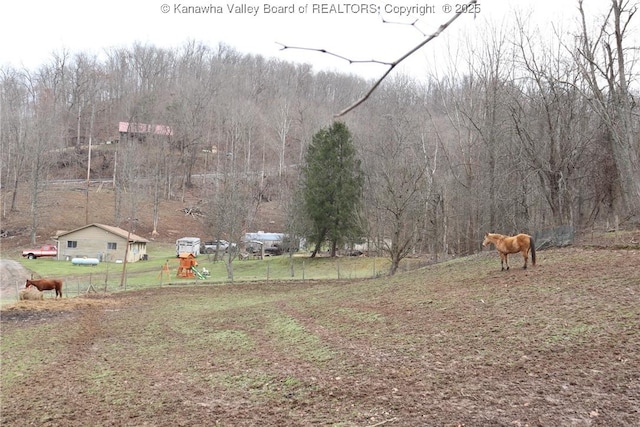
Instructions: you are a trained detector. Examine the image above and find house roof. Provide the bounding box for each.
[244,231,284,241]
[55,223,150,243]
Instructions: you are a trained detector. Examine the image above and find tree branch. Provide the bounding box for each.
[279,0,477,117]
[276,43,394,66]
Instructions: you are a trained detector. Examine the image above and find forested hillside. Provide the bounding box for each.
[1,1,638,257]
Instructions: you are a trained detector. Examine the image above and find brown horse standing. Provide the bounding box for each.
[25,279,63,298]
[482,233,536,271]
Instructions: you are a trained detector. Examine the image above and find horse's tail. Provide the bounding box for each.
[530,236,536,266]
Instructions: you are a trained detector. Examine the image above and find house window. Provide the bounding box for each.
[107,242,117,250]
[67,240,77,248]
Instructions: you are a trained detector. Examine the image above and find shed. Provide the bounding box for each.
[55,223,149,263]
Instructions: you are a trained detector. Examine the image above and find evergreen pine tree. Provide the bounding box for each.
[301,122,364,257]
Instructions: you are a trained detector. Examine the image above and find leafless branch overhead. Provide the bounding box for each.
[279,0,478,117]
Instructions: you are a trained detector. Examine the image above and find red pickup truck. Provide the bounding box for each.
[21,244,58,259]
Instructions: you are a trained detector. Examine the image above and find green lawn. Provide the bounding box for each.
[12,243,398,297]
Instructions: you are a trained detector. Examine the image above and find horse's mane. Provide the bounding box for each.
[487,233,505,239]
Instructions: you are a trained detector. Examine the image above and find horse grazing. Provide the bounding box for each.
[25,278,63,298]
[482,233,536,271]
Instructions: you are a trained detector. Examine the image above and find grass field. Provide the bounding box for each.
[5,245,411,300]
[1,245,639,426]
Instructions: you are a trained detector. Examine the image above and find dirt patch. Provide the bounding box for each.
[0,259,32,301]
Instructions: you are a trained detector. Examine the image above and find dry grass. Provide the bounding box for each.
[3,294,119,312]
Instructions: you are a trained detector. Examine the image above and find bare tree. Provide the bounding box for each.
[426,69,511,251]
[206,174,254,281]
[0,67,30,216]
[357,77,438,273]
[110,44,175,227]
[510,14,594,227]
[364,120,431,274]
[23,61,66,243]
[574,0,640,219]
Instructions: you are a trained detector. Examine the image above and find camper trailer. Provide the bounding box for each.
[176,237,201,257]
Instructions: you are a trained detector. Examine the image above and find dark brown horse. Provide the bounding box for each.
[482,233,536,271]
[25,279,63,298]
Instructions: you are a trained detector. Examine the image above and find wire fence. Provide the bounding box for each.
[4,255,435,302]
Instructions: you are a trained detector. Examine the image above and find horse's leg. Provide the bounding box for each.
[500,252,508,271]
[522,249,528,269]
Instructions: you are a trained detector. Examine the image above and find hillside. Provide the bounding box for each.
[4,29,640,265]
[0,179,286,254]
[2,246,639,425]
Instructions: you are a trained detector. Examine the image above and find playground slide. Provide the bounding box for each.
[191,266,206,280]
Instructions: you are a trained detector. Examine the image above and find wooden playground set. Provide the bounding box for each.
[158,253,210,281]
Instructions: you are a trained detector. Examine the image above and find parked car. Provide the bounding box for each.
[204,240,236,253]
[21,244,58,259]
